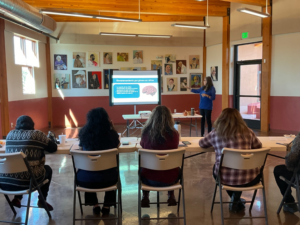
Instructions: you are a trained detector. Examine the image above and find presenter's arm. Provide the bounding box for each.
[211,87,216,101]
[188,87,202,93]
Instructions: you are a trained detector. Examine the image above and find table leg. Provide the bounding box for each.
[127,120,129,137]
[195,118,198,137]
[190,118,192,137]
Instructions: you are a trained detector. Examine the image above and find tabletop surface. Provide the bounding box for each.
[0,136,292,154]
[123,113,202,120]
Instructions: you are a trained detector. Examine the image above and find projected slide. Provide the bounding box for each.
[110,71,160,105]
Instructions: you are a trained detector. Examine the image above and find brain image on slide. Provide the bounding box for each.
[142,86,157,96]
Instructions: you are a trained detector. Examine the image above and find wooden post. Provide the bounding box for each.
[45,37,53,128]
[222,15,230,109]
[261,6,272,132]
[203,29,207,79]
[0,19,10,138]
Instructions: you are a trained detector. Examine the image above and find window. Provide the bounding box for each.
[14,35,39,95]
[22,67,35,94]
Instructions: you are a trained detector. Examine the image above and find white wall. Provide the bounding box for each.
[206,44,222,94]
[271,32,300,97]
[4,21,48,102]
[50,44,203,97]
[205,17,223,47]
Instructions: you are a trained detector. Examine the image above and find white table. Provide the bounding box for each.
[0,136,292,155]
[123,113,202,137]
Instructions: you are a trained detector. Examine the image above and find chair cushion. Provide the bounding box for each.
[76,184,118,193]
[221,183,263,191]
[141,182,182,191]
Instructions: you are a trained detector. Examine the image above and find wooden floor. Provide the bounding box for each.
[0,125,299,225]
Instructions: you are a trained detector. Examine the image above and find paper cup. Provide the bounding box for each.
[59,135,66,145]
[118,133,121,141]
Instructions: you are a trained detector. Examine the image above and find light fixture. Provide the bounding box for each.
[138,34,172,38]
[171,24,209,29]
[100,32,136,37]
[171,0,210,29]
[237,0,270,18]
[40,10,142,22]
[236,8,270,18]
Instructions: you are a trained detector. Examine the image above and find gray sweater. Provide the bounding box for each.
[286,132,300,171]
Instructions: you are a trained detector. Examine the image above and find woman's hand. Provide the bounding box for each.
[201,93,211,99]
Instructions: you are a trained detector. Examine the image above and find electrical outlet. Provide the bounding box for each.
[11,123,14,128]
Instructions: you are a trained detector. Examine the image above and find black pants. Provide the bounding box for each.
[213,166,261,200]
[274,164,295,203]
[200,109,212,137]
[76,180,117,207]
[0,165,52,201]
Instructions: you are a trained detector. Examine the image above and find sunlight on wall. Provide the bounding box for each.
[64,115,72,128]
[69,109,78,127]
[57,88,65,100]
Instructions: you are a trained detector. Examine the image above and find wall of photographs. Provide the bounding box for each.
[51,44,203,97]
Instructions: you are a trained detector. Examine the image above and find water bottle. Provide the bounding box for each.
[174,121,181,140]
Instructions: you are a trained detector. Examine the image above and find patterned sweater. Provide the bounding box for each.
[0,130,57,187]
[286,132,300,171]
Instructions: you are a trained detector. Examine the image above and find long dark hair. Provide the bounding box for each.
[141,106,176,144]
[204,76,214,91]
[79,107,115,150]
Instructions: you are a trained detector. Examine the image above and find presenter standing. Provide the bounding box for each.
[187,77,216,137]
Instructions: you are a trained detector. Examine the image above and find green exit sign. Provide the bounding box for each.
[242,32,249,39]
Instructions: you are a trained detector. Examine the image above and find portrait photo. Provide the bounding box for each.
[73,52,86,68]
[189,55,200,69]
[176,60,187,74]
[103,69,119,89]
[54,54,67,70]
[190,73,202,88]
[72,70,86,88]
[54,74,70,89]
[164,64,173,75]
[151,60,162,74]
[180,77,188,91]
[88,71,102,89]
[103,52,113,64]
[166,77,178,92]
[117,52,129,62]
[87,52,99,67]
[211,66,218,81]
[133,50,143,64]
[165,54,176,63]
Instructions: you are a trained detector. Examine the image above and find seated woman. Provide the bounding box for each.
[77,108,120,215]
[274,132,300,213]
[0,115,57,210]
[199,108,262,213]
[140,105,180,207]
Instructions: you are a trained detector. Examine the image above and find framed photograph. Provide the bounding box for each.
[164,64,173,75]
[211,66,218,81]
[117,52,129,62]
[156,55,163,60]
[54,54,67,70]
[176,60,187,74]
[180,77,188,91]
[151,60,162,75]
[165,54,176,63]
[103,69,119,89]
[54,74,70,89]
[73,52,86,68]
[189,55,200,69]
[72,70,86,88]
[103,52,113,64]
[88,71,102,89]
[166,77,178,92]
[87,52,99,67]
[190,73,202,88]
[133,50,143,64]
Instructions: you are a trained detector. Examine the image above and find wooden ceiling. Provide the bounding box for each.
[24,0,269,22]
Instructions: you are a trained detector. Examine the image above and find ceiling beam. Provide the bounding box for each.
[220,0,269,7]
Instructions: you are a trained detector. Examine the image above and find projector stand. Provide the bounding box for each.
[122,105,145,137]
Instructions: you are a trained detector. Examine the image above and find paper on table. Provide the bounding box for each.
[269,137,290,144]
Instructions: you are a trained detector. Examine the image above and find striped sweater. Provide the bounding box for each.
[0,130,57,187]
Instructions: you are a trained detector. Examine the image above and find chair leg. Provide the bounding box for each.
[262,187,269,225]
[36,185,51,219]
[276,177,294,214]
[119,183,123,215]
[177,189,182,213]
[210,183,218,213]
[138,184,141,225]
[219,184,224,225]
[295,176,300,212]
[249,190,257,212]
[24,181,33,225]
[73,181,76,225]
[181,186,187,225]
[157,191,160,208]
[77,191,83,215]
[4,194,17,215]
